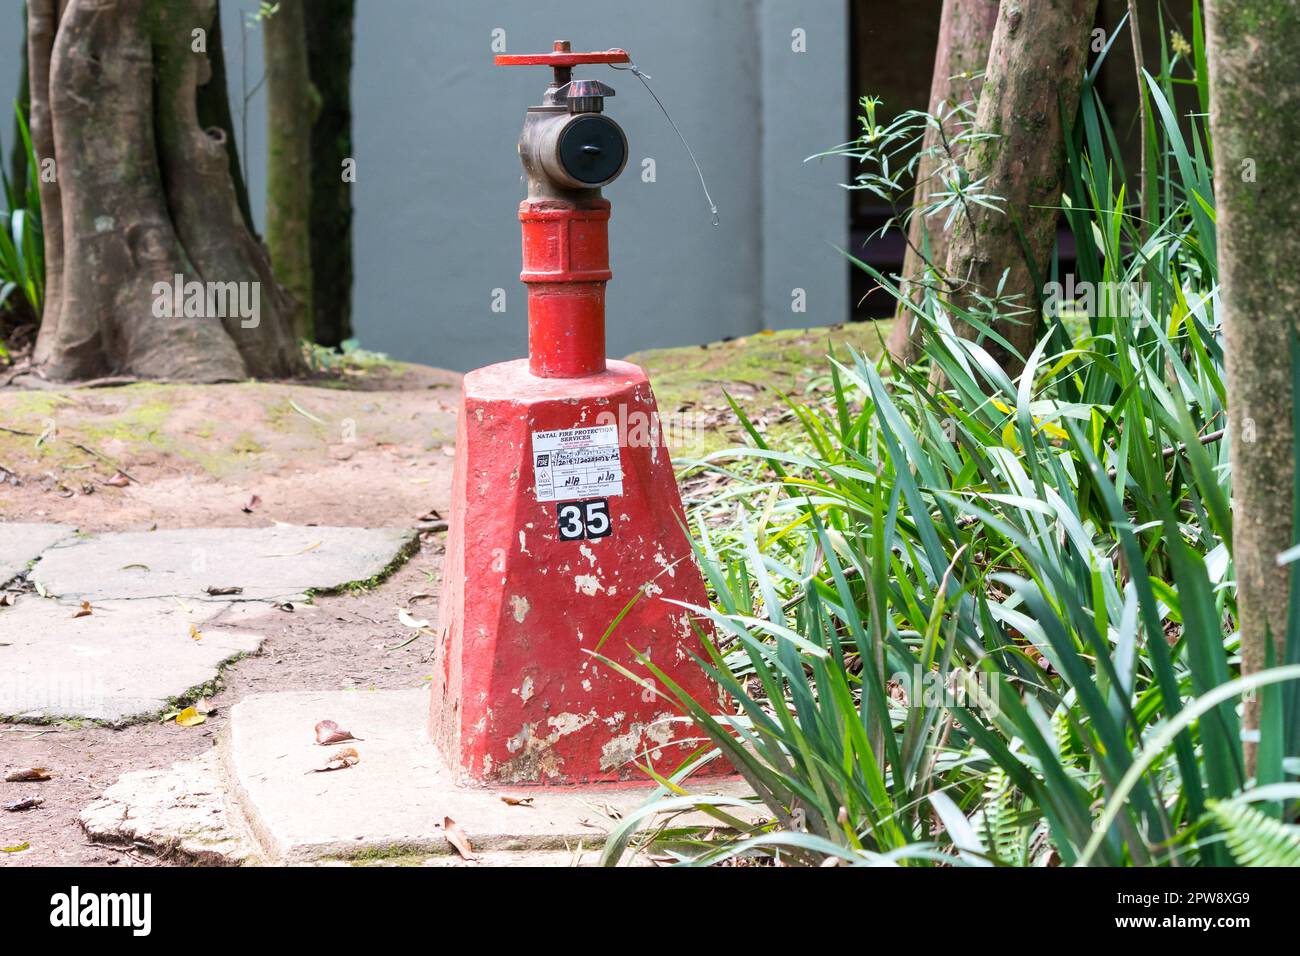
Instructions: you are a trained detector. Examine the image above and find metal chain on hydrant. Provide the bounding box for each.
[610,59,720,226]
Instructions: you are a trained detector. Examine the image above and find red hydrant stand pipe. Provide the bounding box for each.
[520,198,611,378]
[428,44,728,787]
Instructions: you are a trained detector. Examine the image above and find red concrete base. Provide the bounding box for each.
[429,359,725,786]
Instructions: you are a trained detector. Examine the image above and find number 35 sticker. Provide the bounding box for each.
[556,498,612,541]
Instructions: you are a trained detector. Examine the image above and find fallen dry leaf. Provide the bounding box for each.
[194,697,216,716]
[2,842,29,853]
[288,399,325,424]
[204,585,244,596]
[315,747,359,772]
[398,608,430,629]
[0,593,16,607]
[189,624,202,641]
[3,798,43,812]
[174,706,206,728]
[314,719,362,745]
[103,472,130,488]
[242,494,262,514]
[442,816,477,860]
[500,795,535,807]
[310,747,360,773]
[4,768,52,783]
[73,600,93,619]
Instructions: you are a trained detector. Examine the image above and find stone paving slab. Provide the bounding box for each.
[80,750,260,865]
[0,522,76,587]
[30,525,416,603]
[0,595,264,724]
[78,749,611,867]
[224,688,755,864]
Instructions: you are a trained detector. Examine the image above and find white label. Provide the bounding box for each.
[531,424,623,503]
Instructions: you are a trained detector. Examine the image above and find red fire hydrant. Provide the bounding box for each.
[428,42,724,786]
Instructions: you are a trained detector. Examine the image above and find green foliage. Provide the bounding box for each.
[1209,797,1300,867]
[807,91,1002,262]
[604,2,1300,867]
[248,2,281,25]
[302,337,390,372]
[0,103,43,324]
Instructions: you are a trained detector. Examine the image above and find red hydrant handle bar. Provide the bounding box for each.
[495,49,629,67]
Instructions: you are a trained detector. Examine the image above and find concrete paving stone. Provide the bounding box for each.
[223,688,757,864]
[0,595,264,723]
[0,522,76,587]
[80,749,634,868]
[79,750,259,865]
[30,525,416,603]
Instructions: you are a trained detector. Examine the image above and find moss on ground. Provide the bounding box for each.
[630,321,890,459]
[0,376,448,483]
[1,327,882,481]
[78,396,172,448]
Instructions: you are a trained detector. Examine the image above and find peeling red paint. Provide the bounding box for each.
[429,361,725,785]
[430,43,726,787]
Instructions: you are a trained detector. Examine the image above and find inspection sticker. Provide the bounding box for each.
[532,424,623,503]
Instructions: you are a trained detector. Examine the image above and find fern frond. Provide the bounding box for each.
[982,767,1029,866]
[1207,800,1300,867]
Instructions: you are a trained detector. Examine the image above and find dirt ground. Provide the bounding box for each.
[0,361,462,531]
[0,557,446,866]
[0,360,460,866]
[0,324,883,866]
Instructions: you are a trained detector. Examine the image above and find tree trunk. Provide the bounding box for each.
[1206,0,1300,749]
[195,5,254,237]
[152,0,303,376]
[29,0,302,381]
[264,0,314,341]
[27,0,63,365]
[889,0,999,366]
[305,0,355,348]
[943,0,1099,373]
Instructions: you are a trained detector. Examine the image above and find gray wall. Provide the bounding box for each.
[760,0,849,331]
[2,4,22,171]
[4,0,848,372]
